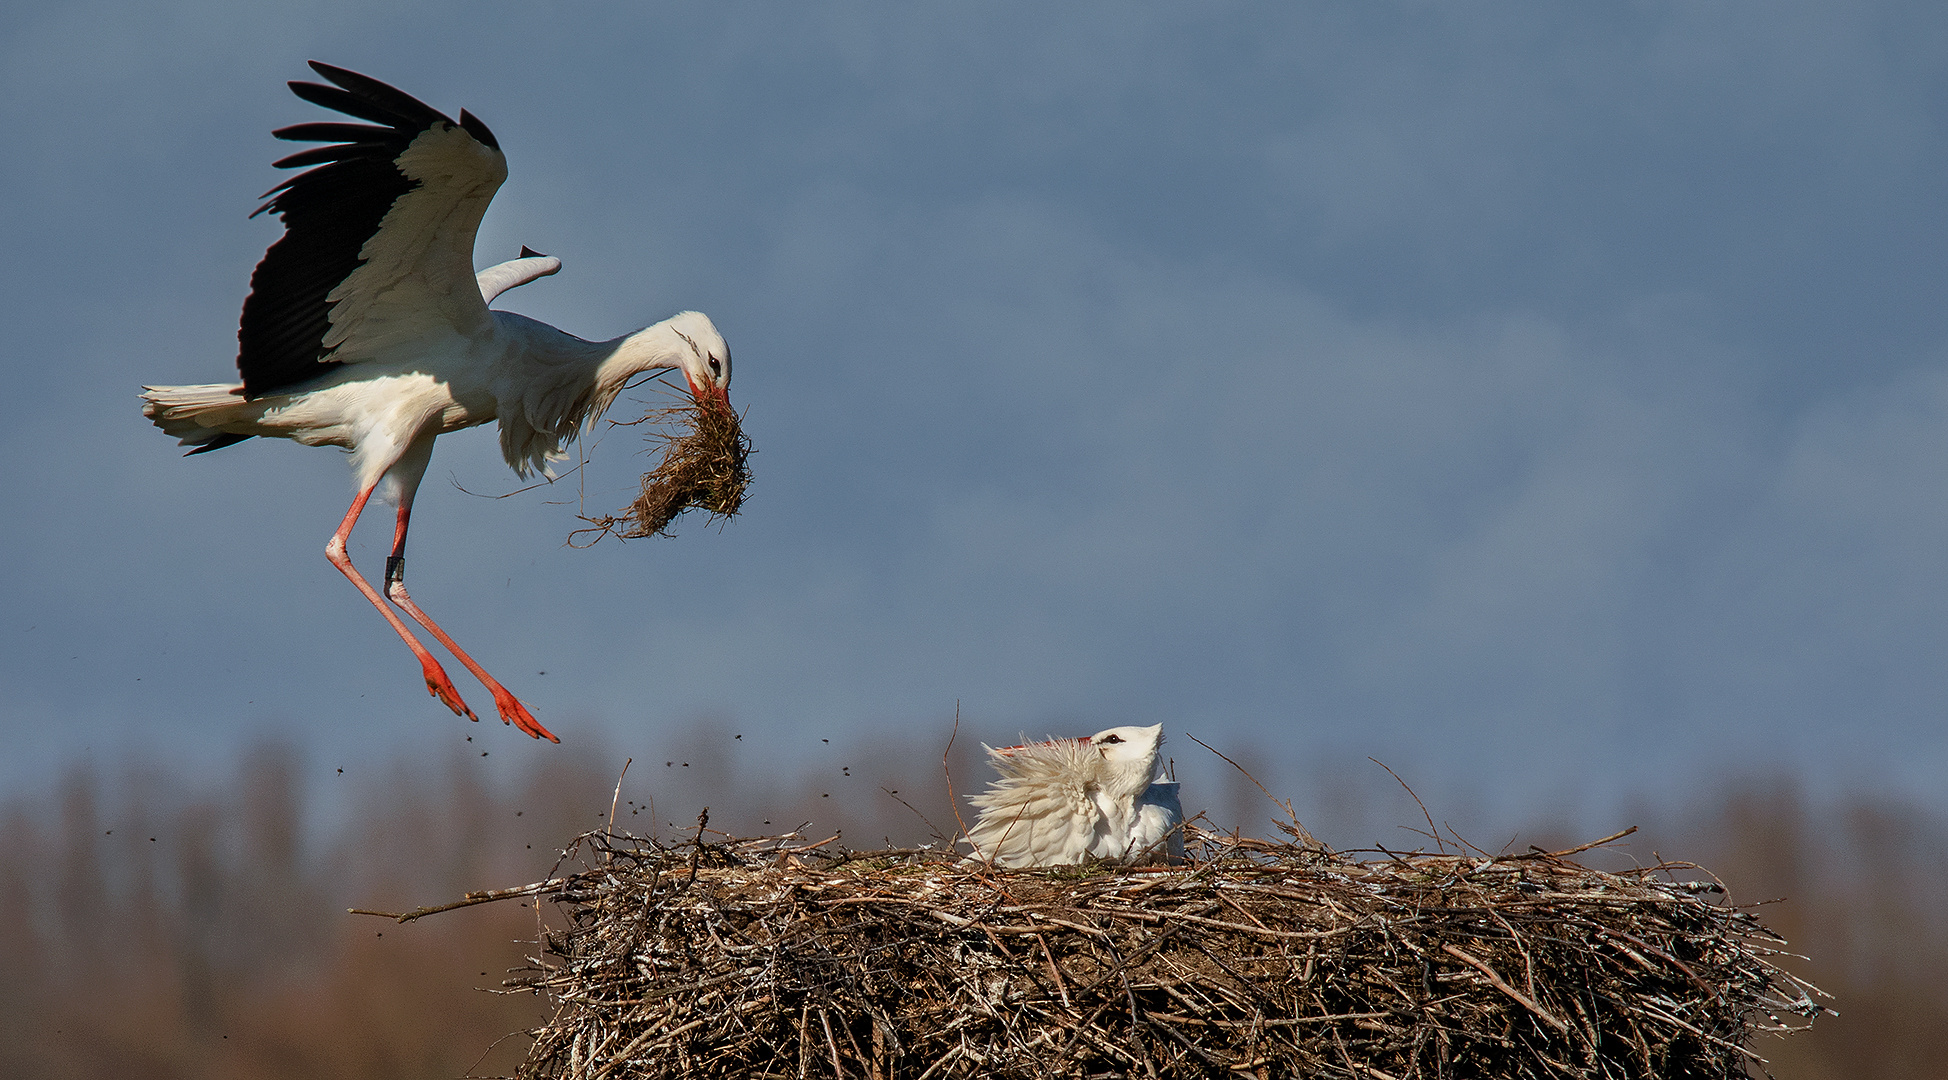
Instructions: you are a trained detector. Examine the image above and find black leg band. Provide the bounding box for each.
[385,556,406,587]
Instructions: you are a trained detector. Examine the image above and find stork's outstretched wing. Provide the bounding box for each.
[237,61,507,398]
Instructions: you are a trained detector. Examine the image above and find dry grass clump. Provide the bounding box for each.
[577,396,752,542]
[429,823,1825,1079]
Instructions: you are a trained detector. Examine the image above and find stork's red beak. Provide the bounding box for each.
[685,373,732,411]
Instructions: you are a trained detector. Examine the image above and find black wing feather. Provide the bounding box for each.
[305,61,446,128]
[285,82,417,129]
[236,63,481,399]
[272,121,398,143]
[458,109,500,151]
[185,432,256,455]
[270,144,369,171]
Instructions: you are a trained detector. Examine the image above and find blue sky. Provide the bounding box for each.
[4,2,1946,834]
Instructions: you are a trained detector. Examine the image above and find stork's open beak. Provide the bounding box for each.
[685,373,732,411]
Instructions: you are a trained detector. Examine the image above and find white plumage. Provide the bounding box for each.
[1129,781,1187,864]
[962,724,1185,868]
[140,63,734,743]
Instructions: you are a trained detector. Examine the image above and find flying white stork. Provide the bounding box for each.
[962,724,1185,868]
[141,63,734,743]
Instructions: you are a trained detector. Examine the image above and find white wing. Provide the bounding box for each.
[236,62,507,396]
[320,122,503,359]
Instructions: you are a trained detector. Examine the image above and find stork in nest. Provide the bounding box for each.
[963,724,1186,868]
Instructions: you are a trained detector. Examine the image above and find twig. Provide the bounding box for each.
[1441,944,1570,1034]
[819,1008,848,1079]
[943,703,972,843]
[1529,826,1640,860]
[880,787,952,845]
[1369,758,1445,855]
[450,458,588,500]
[348,877,568,923]
[1185,734,1275,805]
[608,758,633,832]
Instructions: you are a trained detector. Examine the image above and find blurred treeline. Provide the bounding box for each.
[1,731,1943,1080]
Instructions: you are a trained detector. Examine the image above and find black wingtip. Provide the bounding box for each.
[520,245,546,258]
[458,108,500,150]
[293,62,449,131]
[185,433,256,456]
[305,60,360,86]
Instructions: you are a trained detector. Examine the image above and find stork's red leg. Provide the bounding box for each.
[382,499,559,743]
[325,485,479,723]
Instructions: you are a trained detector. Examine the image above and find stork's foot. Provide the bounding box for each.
[420,658,478,721]
[492,689,559,743]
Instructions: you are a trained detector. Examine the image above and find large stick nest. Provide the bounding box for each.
[577,395,753,542]
[446,824,1824,1079]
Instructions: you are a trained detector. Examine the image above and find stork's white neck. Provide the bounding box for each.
[489,313,696,478]
[497,316,689,422]
[583,322,693,422]
[1096,751,1160,804]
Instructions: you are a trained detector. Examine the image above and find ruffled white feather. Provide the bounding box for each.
[963,724,1182,868]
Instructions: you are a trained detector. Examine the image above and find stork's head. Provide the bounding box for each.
[1088,724,1165,801]
[665,310,732,409]
[1090,724,1164,766]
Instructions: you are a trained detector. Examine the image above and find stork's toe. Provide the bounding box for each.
[492,690,558,743]
[418,659,477,721]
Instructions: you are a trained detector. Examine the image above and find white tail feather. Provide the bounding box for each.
[140,383,258,447]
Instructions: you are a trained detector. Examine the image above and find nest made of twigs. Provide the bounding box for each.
[439,824,1824,1080]
[577,395,753,542]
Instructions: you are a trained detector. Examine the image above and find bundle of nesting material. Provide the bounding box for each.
[456,825,1824,1080]
[578,394,752,541]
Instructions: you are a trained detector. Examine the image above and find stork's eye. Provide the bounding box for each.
[709,357,722,374]
[1101,734,1123,744]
